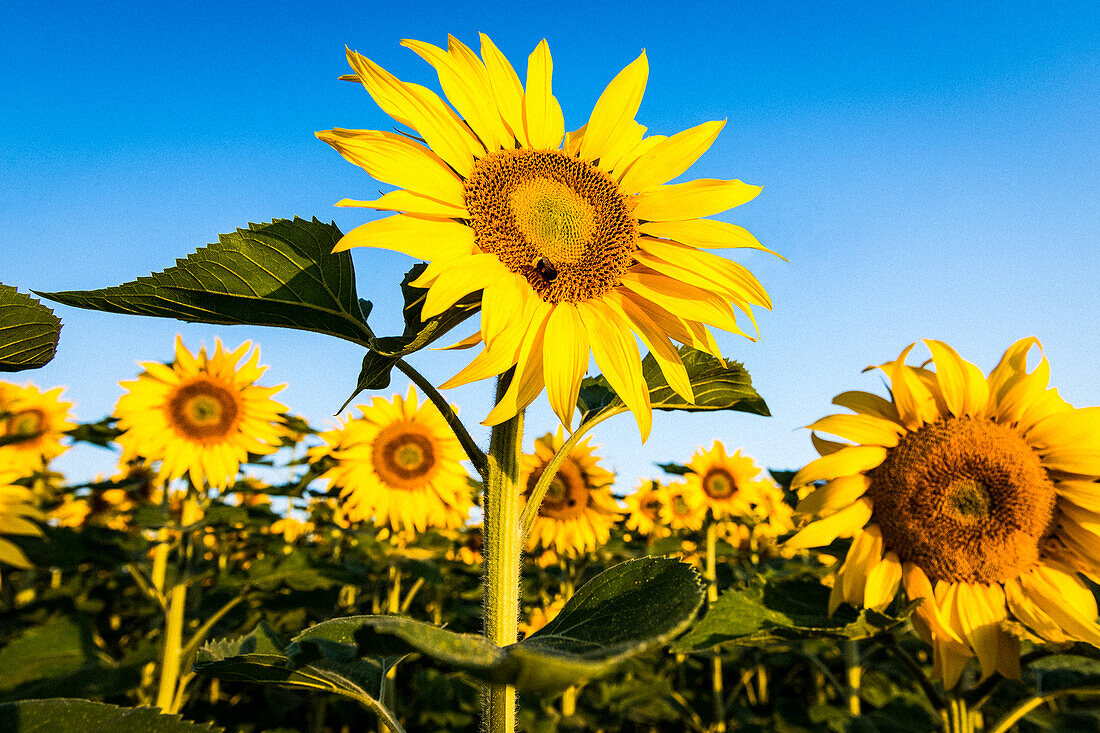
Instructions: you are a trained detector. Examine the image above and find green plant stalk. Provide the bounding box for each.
[155,492,201,713]
[844,639,862,716]
[705,520,726,732]
[943,693,975,733]
[988,686,1100,733]
[482,376,524,733]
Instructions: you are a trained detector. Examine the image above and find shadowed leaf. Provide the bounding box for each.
[0,284,61,372]
[0,699,221,732]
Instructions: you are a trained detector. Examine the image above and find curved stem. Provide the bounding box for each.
[394,359,487,479]
[519,407,622,539]
[988,686,1100,733]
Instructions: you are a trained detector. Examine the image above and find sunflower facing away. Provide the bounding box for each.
[0,381,75,477]
[787,338,1100,687]
[114,337,287,490]
[309,387,473,533]
[318,34,778,438]
[521,429,620,557]
[0,472,42,568]
[683,441,768,519]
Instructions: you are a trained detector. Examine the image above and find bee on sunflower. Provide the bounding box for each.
[309,387,473,534]
[788,338,1100,687]
[0,381,75,477]
[113,337,287,490]
[520,429,620,557]
[318,34,779,438]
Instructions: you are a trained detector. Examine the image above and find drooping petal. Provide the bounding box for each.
[636,237,771,307]
[639,218,784,258]
[620,289,723,358]
[541,303,590,431]
[795,474,872,516]
[863,551,903,610]
[522,40,565,149]
[633,179,762,221]
[333,215,475,261]
[953,583,1006,682]
[619,270,750,338]
[618,120,725,192]
[804,414,905,448]
[483,303,553,426]
[420,253,511,319]
[580,299,652,440]
[811,432,849,456]
[580,50,648,165]
[603,290,693,403]
[790,446,888,489]
[785,497,873,549]
[1021,566,1100,646]
[480,273,529,348]
[832,390,901,422]
[837,525,883,610]
[337,189,468,218]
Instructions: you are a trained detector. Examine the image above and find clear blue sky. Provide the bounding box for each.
[3,1,1098,490]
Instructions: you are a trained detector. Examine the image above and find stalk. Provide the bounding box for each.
[942,694,975,733]
[481,376,524,733]
[844,639,862,716]
[705,520,726,731]
[155,492,201,713]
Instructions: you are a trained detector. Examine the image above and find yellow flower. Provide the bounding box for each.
[0,381,75,476]
[519,597,566,639]
[319,35,777,439]
[113,336,287,490]
[520,429,620,557]
[788,338,1100,688]
[683,441,767,519]
[621,478,667,537]
[658,481,707,532]
[0,472,42,568]
[309,387,472,533]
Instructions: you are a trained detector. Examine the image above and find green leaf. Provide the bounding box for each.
[0,616,105,695]
[0,284,61,372]
[37,218,375,347]
[0,699,220,732]
[578,347,769,423]
[296,557,704,693]
[656,462,692,476]
[65,418,122,448]
[671,574,915,652]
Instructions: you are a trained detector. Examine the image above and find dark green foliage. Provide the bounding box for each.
[0,284,61,372]
[0,699,221,732]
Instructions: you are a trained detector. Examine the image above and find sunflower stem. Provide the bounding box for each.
[987,686,1100,733]
[482,377,524,733]
[155,491,201,714]
[394,358,488,479]
[705,520,726,731]
[942,692,977,733]
[844,639,862,716]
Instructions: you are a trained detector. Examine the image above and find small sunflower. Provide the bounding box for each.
[658,481,707,532]
[683,441,767,519]
[0,472,42,568]
[319,34,779,439]
[114,337,286,490]
[622,478,667,537]
[519,597,567,639]
[309,387,472,533]
[521,429,620,557]
[0,381,75,476]
[788,338,1100,687]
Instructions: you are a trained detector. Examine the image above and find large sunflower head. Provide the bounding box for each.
[621,478,668,538]
[683,441,769,519]
[308,386,472,534]
[520,428,620,557]
[0,381,75,477]
[0,472,42,568]
[113,336,287,490]
[787,338,1100,687]
[319,34,780,439]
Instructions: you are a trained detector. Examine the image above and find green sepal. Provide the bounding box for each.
[0,284,61,372]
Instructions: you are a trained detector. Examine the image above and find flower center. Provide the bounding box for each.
[5,409,45,438]
[702,468,737,500]
[372,423,437,490]
[167,379,240,442]
[529,458,590,520]
[868,416,1056,584]
[640,491,663,522]
[464,148,637,304]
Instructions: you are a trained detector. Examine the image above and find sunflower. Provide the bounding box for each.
[0,472,42,568]
[683,441,768,519]
[113,336,287,490]
[787,338,1100,688]
[658,480,707,532]
[319,35,778,438]
[622,478,667,537]
[521,428,620,556]
[0,381,75,477]
[309,386,472,533]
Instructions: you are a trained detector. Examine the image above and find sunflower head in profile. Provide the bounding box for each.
[658,481,707,532]
[0,381,75,477]
[0,472,42,568]
[521,429,620,557]
[683,441,769,519]
[309,387,472,534]
[787,338,1100,688]
[319,34,780,440]
[113,336,287,491]
[622,478,668,538]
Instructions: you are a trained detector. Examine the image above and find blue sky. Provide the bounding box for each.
[3,1,1098,490]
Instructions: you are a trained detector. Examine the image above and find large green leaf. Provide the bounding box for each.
[277,557,703,693]
[0,699,220,732]
[671,574,915,652]
[37,218,375,347]
[578,347,769,423]
[0,284,61,372]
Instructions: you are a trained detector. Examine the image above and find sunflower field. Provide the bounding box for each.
[3,30,1100,733]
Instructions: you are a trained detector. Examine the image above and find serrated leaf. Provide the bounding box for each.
[671,574,915,651]
[0,284,61,372]
[0,699,221,732]
[578,347,769,423]
[302,557,704,693]
[37,218,375,347]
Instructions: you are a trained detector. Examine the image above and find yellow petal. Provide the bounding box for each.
[316,128,465,204]
[840,525,883,607]
[483,304,552,426]
[987,336,1041,405]
[621,290,723,359]
[1004,577,1068,643]
[580,50,648,164]
[832,390,901,422]
[334,215,475,261]
[600,121,647,175]
[790,446,888,489]
[481,273,529,348]
[522,40,565,149]
[579,299,652,441]
[1028,406,1100,452]
[796,475,872,516]
[863,551,903,610]
[619,119,725,192]
[901,563,968,650]
[435,330,482,351]
[336,190,467,218]
[603,290,692,404]
[1057,479,1100,512]
[639,218,784,259]
[637,237,771,307]
[993,352,1051,427]
[479,33,526,144]
[954,583,1006,682]
[563,123,587,156]
[924,339,989,419]
[421,254,510,319]
[805,414,905,448]
[633,179,762,222]
[887,344,940,428]
[1021,568,1100,646]
[811,432,849,456]
[619,270,749,338]
[785,497,873,549]
[541,303,590,431]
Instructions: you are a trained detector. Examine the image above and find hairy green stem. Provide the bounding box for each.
[155,493,201,713]
[482,376,524,733]
[705,521,726,731]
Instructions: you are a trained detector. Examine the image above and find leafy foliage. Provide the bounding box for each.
[0,699,221,732]
[0,284,61,372]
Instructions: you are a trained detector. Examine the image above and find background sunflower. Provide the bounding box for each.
[0,472,42,568]
[683,441,768,519]
[0,381,75,477]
